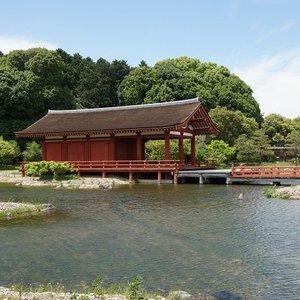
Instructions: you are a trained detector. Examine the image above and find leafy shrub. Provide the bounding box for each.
[0,136,20,166]
[198,140,236,167]
[145,140,179,160]
[263,187,291,199]
[25,161,75,178]
[23,141,41,161]
[128,275,143,300]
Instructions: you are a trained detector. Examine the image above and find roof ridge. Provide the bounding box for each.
[48,98,199,114]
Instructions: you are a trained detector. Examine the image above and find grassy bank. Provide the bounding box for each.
[263,186,300,200]
[1,276,161,300]
[0,275,218,300]
[0,202,47,222]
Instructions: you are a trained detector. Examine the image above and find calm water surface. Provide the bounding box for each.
[0,183,299,299]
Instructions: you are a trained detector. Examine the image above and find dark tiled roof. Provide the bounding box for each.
[16,98,218,137]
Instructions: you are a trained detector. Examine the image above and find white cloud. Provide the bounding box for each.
[0,36,57,54]
[281,22,295,31]
[234,48,300,118]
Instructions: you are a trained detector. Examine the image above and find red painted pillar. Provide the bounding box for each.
[85,134,90,161]
[164,130,170,161]
[62,135,68,161]
[129,171,133,182]
[41,138,46,160]
[179,131,184,162]
[136,132,142,160]
[173,172,178,184]
[157,171,162,184]
[110,133,116,160]
[191,135,196,166]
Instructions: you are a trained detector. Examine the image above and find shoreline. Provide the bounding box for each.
[264,185,300,200]
[0,286,217,300]
[0,201,56,221]
[0,170,129,189]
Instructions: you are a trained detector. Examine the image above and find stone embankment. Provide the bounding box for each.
[275,185,300,199]
[0,170,128,189]
[0,287,217,300]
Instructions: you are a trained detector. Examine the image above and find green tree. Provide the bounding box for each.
[109,59,131,106]
[0,48,75,139]
[253,129,274,162]
[118,57,262,123]
[286,129,300,163]
[209,106,259,145]
[234,134,258,164]
[262,113,291,146]
[198,140,236,167]
[118,67,153,105]
[234,131,274,163]
[145,140,179,160]
[272,132,285,146]
[23,141,42,161]
[0,137,20,166]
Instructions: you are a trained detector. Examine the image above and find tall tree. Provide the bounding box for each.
[286,129,300,163]
[262,114,291,146]
[118,57,262,123]
[209,106,259,145]
[253,129,274,162]
[0,48,75,138]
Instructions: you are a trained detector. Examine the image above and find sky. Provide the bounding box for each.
[0,0,299,118]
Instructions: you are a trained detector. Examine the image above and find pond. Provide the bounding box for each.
[0,183,299,299]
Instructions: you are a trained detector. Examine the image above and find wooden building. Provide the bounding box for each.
[16,98,218,182]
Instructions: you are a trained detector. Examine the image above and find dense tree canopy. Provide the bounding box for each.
[0,48,75,139]
[0,48,131,139]
[262,114,291,146]
[2,47,300,166]
[118,57,262,123]
[209,106,259,146]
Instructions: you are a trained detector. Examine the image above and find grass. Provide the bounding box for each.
[5,276,162,300]
[263,187,292,199]
[0,165,19,171]
[0,203,45,222]
[39,174,78,181]
[0,276,164,300]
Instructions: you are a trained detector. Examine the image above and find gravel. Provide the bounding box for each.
[0,170,128,189]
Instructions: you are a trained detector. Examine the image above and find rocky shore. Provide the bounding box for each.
[0,201,56,221]
[0,287,217,300]
[0,287,123,300]
[0,170,129,189]
[264,184,300,200]
[274,185,300,199]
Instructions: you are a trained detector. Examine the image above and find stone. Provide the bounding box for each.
[42,203,56,211]
[168,291,192,300]
[211,290,242,300]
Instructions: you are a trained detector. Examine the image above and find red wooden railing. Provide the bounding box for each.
[231,165,300,178]
[68,160,184,173]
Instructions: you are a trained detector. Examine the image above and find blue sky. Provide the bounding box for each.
[1,0,300,118]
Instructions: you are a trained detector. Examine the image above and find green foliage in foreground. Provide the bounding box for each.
[198,140,235,167]
[22,141,41,161]
[145,140,179,160]
[9,275,157,300]
[0,137,20,166]
[25,161,76,179]
[263,187,291,199]
[90,275,145,300]
[0,203,44,222]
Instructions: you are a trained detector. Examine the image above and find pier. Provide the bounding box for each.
[178,169,231,184]
[179,165,300,185]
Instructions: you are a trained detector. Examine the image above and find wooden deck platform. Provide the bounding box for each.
[21,162,300,185]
